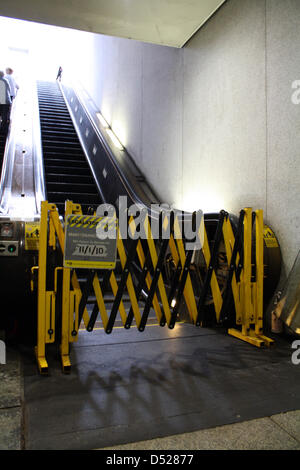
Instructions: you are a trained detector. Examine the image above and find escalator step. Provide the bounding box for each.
[47,192,100,204]
[41,140,82,148]
[43,165,92,176]
[46,173,95,184]
[44,159,89,168]
[37,80,101,214]
[47,182,98,194]
[41,134,79,143]
[43,146,84,155]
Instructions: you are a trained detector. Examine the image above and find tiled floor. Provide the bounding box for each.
[99,410,300,450]
[0,345,23,450]
[1,329,300,450]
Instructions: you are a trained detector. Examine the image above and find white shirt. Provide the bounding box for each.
[4,74,19,98]
[0,78,11,104]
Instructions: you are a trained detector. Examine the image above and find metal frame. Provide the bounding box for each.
[32,202,273,375]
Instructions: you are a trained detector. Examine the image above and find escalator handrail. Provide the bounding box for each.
[57,81,106,205]
[32,80,46,214]
[0,98,17,215]
[59,81,161,214]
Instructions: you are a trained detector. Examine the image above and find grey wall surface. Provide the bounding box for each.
[80,33,183,206]
[76,0,300,274]
[182,0,267,215]
[266,0,300,273]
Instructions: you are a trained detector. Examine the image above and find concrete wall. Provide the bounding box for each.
[79,34,183,206]
[266,0,300,273]
[75,0,300,274]
[183,0,267,215]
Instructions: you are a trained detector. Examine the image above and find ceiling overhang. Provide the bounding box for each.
[0,0,226,48]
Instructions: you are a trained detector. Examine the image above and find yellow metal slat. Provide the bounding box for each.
[222,217,241,322]
[129,216,163,323]
[45,291,55,343]
[50,207,65,252]
[71,271,91,328]
[68,291,76,342]
[255,209,264,334]
[242,208,252,335]
[200,221,223,322]
[35,200,50,373]
[144,214,172,325]
[93,274,109,330]
[173,216,198,323]
[109,271,128,326]
[117,232,142,328]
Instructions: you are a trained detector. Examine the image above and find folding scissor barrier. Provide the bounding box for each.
[32,201,274,375]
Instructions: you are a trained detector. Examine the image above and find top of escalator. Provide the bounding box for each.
[37,81,102,215]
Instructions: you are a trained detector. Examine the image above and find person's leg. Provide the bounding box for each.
[0,105,10,132]
[0,105,4,131]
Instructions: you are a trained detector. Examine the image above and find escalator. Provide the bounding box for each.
[0,128,5,165]
[37,81,282,326]
[0,79,283,340]
[0,120,8,170]
[37,81,102,214]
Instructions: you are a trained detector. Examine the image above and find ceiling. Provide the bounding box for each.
[0,0,226,48]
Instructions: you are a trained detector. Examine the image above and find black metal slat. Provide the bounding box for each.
[166,263,182,323]
[168,212,198,329]
[124,253,152,329]
[86,302,100,332]
[196,210,227,326]
[138,213,175,332]
[86,270,112,331]
[104,238,140,334]
[218,211,245,324]
[169,252,193,329]
[77,270,96,327]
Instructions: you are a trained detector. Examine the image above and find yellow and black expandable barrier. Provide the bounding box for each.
[31,201,274,374]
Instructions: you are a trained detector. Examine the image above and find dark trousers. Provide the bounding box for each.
[0,104,11,132]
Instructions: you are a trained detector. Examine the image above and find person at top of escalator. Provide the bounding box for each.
[56,66,63,81]
[4,68,19,101]
[0,71,11,132]
[0,71,11,103]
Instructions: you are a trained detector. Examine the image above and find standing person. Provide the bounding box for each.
[4,68,19,101]
[56,66,63,81]
[0,71,11,132]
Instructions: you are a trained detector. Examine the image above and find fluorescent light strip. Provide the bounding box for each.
[96,112,124,150]
[106,128,124,150]
[96,112,109,128]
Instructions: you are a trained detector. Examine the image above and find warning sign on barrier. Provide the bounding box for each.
[25,222,40,251]
[263,226,279,248]
[64,215,118,269]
